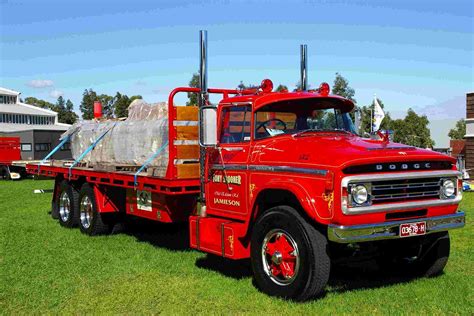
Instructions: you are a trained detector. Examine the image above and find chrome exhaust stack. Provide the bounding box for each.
[300,44,308,91]
[198,30,208,205]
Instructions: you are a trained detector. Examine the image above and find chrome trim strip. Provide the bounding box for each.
[341,170,461,187]
[341,170,462,215]
[211,164,327,176]
[211,164,247,171]
[328,211,465,243]
[366,146,415,151]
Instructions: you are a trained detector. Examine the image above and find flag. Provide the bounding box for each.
[372,97,385,132]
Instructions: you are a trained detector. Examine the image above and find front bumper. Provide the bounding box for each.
[328,211,465,243]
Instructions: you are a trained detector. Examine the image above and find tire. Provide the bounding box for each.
[250,205,330,301]
[377,231,450,277]
[78,183,111,236]
[54,180,80,227]
[1,166,11,180]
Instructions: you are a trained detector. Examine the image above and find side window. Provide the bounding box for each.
[220,106,251,144]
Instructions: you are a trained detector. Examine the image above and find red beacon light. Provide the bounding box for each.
[318,82,330,96]
[260,79,273,93]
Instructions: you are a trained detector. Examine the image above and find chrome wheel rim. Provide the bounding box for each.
[261,229,300,286]
[59,192,71,222]
[80,196,93,229]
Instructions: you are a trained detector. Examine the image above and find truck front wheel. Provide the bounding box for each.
[78,183,111,236]
[250,206,330,301]
[54,180,80,227]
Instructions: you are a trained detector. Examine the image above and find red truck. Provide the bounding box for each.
[27,31,465,301]
[0,137,22,179]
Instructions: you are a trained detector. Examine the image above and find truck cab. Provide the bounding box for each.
[193,79,464,300]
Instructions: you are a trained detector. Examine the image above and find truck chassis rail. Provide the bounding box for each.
[26,164,200,195]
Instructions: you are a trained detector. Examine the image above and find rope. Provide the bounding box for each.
[38,135,71,174]
[68,123,117,178]
[134,140,169,188]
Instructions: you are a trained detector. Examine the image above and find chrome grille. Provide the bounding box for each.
[371,177,441,204]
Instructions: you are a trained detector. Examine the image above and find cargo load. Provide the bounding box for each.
[61,100,171,176]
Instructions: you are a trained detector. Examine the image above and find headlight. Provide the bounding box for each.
[351,184,369,205]
[441,179,455,198]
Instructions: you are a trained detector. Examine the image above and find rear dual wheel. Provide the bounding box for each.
[53,180,80,227]
[251,206,330,301]
[78,183,112,236]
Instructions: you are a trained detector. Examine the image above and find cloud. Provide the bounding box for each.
[135,80,147,86]
[27,79,54,88]
[49,90,64,98]
[414,96,466,120]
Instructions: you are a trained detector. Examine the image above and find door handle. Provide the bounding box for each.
[221,147,244,152]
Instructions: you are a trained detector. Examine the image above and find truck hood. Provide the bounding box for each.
[255,133,453,169]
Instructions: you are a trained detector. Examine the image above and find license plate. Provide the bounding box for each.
[399,221,426,238]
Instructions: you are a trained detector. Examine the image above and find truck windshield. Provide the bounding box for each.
[255,100,357,139]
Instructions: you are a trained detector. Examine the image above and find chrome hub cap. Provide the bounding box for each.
[272,251,283,265]
[80,196,93,229]
[261,229,300,285]
[59,192,71,222]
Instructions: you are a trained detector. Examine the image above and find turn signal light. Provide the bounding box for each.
[260,79,273,93]
[319,82,330,96]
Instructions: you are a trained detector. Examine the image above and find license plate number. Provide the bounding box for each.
[399,221,426,237]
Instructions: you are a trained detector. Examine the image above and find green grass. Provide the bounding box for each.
[1,179,473,315]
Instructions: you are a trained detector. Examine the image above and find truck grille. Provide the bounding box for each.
[371,177,441,204]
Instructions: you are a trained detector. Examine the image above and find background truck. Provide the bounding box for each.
[26,31,465,301]
[0,136,24,179]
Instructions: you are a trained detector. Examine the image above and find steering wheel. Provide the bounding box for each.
[256,118,287,135]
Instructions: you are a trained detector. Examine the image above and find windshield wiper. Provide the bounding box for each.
[292,129,351,137]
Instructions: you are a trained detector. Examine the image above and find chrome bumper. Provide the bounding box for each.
[328,212,465,243]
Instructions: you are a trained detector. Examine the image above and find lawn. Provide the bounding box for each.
[1,179,472,314]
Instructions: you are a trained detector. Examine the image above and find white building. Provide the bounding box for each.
[0,87,72,160]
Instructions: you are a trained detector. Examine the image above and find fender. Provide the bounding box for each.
[248,174,334,226]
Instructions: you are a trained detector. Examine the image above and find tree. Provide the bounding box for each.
[80,89,98,120]
[24,97,55,110]
[275,84,288,92]
[391,108,435,148]
[53,96,77,124]
[80,89,114,119]
[24,96,77,124]
[448,119,466,140]
[63,99,78,124]
[238,81,259,90]
[114,92,142,118]
[332,73,356,102]
[98,94,114,118]
[186,73,199,106]
[294,81,311,91]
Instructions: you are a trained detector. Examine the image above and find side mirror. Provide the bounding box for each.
[199,106,218,147]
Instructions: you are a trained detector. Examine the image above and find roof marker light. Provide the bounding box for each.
[260,79,273,93]
[319,82,330,96]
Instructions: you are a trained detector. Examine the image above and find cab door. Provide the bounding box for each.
[205,105,252,218]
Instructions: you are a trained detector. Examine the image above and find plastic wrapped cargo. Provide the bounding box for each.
[61,100,170,177]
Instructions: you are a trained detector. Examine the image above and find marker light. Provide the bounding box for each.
[319,82,330,96]
[260,79,274,93]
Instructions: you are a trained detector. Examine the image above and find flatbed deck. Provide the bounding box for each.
[26,163,200,194]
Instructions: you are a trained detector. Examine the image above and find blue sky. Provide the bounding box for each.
[1,0,473,146]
